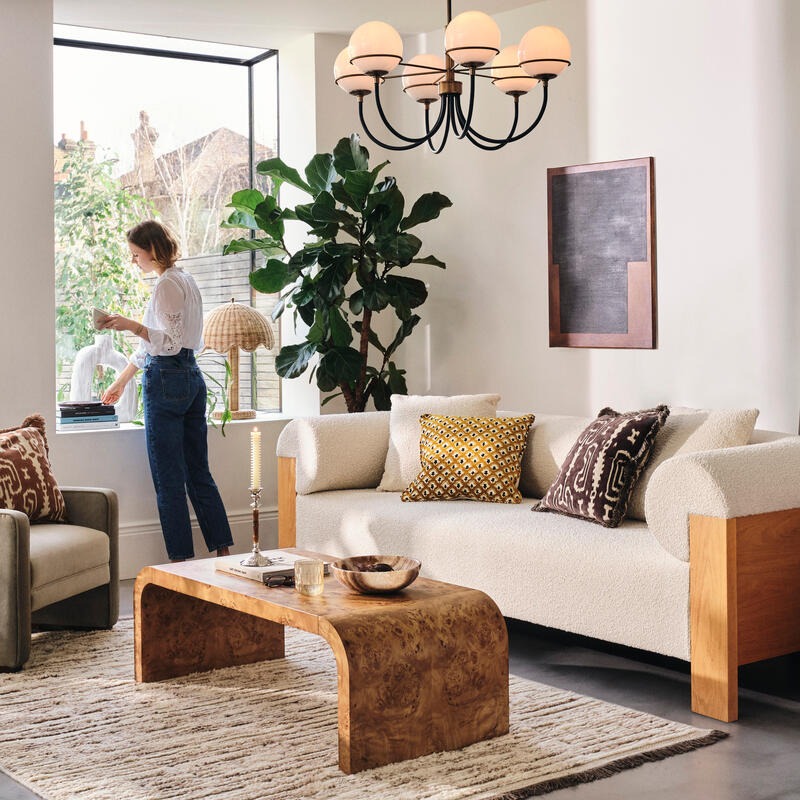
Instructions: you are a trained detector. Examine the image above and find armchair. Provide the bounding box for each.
[0,486,119,670]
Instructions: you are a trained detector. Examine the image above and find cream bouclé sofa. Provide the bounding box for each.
[276,411,800,723]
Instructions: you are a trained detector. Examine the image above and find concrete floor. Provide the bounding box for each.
[2,580,799,800]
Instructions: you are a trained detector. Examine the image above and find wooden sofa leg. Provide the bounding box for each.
[689,515,738,722]
[278,456,297,548]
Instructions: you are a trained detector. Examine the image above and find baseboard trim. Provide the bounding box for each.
[119,507,278,579]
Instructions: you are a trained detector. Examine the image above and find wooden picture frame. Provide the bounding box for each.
[547,157,656,349]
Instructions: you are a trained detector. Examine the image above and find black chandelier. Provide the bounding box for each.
[333,0,571,152]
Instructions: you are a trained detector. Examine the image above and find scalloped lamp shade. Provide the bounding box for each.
[334,47,374,95]
[518,25,571,78]
[491,44,538,95]
[402,54,446,102]
[445,10,501,66]
[348,21,403,75]
[202,298,275,419]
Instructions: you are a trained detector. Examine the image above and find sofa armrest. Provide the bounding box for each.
[0,509,31,669]
[645,437,800,561]
[276,412,390,495]
[59,487,119,594]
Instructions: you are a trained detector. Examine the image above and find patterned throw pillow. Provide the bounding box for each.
[532,405,670,527]
[401,414,535,504]
[0,414,67,522]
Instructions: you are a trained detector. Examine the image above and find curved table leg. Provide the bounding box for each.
[135,580,285,683]
[322,590,509,774]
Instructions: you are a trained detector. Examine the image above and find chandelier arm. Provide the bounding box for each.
[373,77,441,144]
[425,96,453,154]
[357,97,447,151]
[462,99,520,151]
[455,71,477,140]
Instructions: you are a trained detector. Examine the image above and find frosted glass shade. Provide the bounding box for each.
[518,26,571,78]
[491,45,538,95]
[348,21,403,75]
[402,54,446,103]
[445,11,500,66]
[333,48,374,95]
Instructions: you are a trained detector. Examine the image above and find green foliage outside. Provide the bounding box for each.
[222,134,452,412]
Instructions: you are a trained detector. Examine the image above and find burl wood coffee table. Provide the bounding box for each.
[134,549,509,774]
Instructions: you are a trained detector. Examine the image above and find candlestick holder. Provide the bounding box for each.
[240,486,272,567]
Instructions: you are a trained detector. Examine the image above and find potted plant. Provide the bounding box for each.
[222,134,451,412]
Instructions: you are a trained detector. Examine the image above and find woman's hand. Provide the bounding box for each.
[98,313,134,332]
[101,379,126,405]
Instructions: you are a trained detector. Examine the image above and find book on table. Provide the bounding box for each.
[214,550,331,582]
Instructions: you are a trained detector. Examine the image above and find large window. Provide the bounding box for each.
[53,27,280,418]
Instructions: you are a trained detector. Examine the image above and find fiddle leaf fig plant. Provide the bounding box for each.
[222,134,451,412]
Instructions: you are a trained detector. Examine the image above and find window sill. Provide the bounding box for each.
[55,410,295,434]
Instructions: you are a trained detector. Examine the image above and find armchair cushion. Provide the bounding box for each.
[29,524,110,612]
[0,415,66,523]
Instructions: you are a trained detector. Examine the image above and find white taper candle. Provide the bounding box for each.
[250,427,261,489]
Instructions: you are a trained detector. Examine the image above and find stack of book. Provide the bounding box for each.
[56,401,119,432]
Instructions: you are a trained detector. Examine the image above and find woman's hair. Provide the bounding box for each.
[126,220,181,269]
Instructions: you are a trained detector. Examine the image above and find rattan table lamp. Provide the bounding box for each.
[202,298,275,420]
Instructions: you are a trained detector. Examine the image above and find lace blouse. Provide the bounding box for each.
[129,266,205,369]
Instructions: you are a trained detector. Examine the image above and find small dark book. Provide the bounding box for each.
[57,401,115,418]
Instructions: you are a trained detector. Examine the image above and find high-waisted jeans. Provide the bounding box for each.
[142,348,233,560]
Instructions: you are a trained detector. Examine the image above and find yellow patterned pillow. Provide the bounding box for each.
[401,414,535,504]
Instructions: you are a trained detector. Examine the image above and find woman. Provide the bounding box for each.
[100,220,233,562]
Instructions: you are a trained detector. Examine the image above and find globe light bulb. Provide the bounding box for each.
[333,47,374,96]
[490,45,538,95]
[402,54,446,103]
[348,21,403,76]
[518,26,571,79]
[445,11,501,67]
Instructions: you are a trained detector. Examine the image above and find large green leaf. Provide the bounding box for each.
[220,209,259,230]
[375,232,422,266]
[412,254,446,269]
[349,289,364,315]
[320,346,363,383]
[316,260,351,303]
[307,309,327,343]
[370,377,392,411]
[275,341,317,378]
[311,191,358,226]
[343,161,390,206]
[367,183,405,236]
[249,259,295,294]
[399,191,452,231]
[363,281,390,311]
[254,197,284,240]
[385,274,428,307]
[226,189,265,215]
[305,153,338,196]
[387,361,408,394]
[316,365,339,393]
[333,134,369,176]
[385,314,421,358]
[222,238,285,258]
[328,306,353,347]
[256,157,312,194]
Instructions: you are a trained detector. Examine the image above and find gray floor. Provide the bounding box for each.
[2,581,799,800]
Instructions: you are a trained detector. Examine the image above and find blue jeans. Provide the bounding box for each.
[142,348,234,560]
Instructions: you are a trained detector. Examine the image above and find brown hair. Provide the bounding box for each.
[126,219,180,269]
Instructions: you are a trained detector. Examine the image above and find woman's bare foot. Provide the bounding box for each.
[217,547,230,557]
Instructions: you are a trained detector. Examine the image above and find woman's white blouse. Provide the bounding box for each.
[129,266,205,369]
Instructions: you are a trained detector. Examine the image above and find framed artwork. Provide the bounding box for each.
[547,157,656,349]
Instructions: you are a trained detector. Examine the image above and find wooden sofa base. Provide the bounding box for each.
[689,509,800,722]
[278,457,800,723]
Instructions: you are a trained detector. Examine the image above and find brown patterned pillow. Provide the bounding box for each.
[0,414,67,522]
[532,405,670,527]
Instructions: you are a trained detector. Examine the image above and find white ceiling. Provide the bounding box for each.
[53,0,543,48]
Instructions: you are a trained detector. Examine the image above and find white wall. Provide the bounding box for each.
[0,5,354,577]
[383,0,800,432]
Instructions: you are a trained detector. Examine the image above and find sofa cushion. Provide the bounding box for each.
[401,414,535,504]
[378,394,501,492]
[627,407,759,520]
[534,405,670,527]
[0,414,66,523]
[29,523,110,611]
[296,489,691,660]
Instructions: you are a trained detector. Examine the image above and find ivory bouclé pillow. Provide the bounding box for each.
[377,393,501,491]
[401,414,535,503]
[533,405,670,527]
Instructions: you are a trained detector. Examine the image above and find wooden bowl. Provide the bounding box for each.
[330,555,421,595]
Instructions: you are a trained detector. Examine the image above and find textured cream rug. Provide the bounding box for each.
[0,620,725,800]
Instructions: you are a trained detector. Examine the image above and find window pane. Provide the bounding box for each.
[54,34,281,416]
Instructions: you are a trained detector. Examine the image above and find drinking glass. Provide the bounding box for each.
[294,559,324,596]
